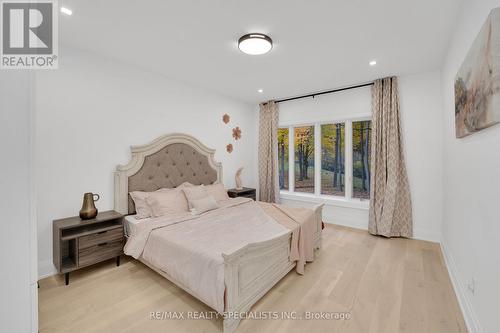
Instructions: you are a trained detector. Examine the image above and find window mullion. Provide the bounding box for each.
[314,123,321,196]
[288,126,294,193]
[345,120,353,200]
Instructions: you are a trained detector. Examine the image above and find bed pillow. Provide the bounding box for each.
[182,185,209,208]
[205,183,229,202]
[190,195,219,215]
[146,188,189,217]
[129,191,152,219]
[129,188,173,219]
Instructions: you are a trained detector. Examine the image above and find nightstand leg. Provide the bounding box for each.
[116,256,120,267]
[65,272,69,286]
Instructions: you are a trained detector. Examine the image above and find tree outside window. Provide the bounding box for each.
[321,123,345,196]
[294,126,314,193]
[278,128,289,190]
[352,121,371,199]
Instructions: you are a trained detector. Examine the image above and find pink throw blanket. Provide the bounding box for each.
[258,202,316,274]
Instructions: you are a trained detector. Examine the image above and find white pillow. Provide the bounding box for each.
[182,185,209,209]
[190,195,219,215]
[145,188,189,217]
[205,183,229,202]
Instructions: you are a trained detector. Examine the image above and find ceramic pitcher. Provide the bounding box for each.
[79,192,100,220]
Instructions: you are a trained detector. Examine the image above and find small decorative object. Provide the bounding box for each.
[235,167,244,190]
[226,143,233,153]
[455,7,500,138]
[79,192,100,220]
[232,126,242,140]
[223,114,230,124]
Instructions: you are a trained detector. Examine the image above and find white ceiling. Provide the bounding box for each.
[59,0,461,104]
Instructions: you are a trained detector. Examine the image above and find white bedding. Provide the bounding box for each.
[123,215,142,237]
[124,198,289,313]
[123,214,182,237]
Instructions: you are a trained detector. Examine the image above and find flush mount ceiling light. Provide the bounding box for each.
[238,33,273,55]
[369,60,377,66]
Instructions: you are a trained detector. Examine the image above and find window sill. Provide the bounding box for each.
[279,191,370,210]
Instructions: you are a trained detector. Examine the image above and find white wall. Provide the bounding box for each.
[279,85,372,125]
[441,1,500,332]
[35,47,257,278]
[0,72,37,332]
[399,71,444,242]
[279,72,444,242]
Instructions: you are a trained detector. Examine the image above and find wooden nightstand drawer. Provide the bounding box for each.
[78,227,123,250]
[78,240,123,267]
[239,193,256,199]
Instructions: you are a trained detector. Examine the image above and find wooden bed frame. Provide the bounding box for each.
[114,133,323,333]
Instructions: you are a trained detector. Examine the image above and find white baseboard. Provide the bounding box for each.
[38,259,57,280]
[440,239,482,333]
[413,228,441,243]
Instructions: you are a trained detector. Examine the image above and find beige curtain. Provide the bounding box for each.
[368,77,413,238]
[258,101,279,203]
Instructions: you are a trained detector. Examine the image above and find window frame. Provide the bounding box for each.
[278,115,372,207]
[291,124,316,195]
[351,119,373,201]
[277,127,290,191]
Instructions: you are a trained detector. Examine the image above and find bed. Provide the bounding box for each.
[114,133,323,333]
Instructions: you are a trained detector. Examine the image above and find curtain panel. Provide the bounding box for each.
[368,77,413,238]
[258,101,280,203]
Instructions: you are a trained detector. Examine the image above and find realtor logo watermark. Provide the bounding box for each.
[1,0,58,69]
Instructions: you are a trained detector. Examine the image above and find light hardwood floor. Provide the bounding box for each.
[39,225,467,333]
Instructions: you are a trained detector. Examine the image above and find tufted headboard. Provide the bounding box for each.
[114,133,222,215]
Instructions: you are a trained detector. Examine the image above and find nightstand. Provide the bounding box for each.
[53,210,124,285]
[227,187,256,201]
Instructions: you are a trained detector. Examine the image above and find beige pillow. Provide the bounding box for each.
[146,189,189,217]
[190,195,219,215]
[130,188,172,219]
[182,185,209,208]
[205,183,229,202]
[129,191,152,219]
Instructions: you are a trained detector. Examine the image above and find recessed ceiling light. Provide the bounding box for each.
[258,89,263,93]
[369,60,377,66]
[60,7,72,15]
[238,34,273,55]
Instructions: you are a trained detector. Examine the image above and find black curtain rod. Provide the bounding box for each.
[264,82,374,105]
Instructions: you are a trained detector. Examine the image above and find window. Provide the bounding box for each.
[352,121,371,199]
[279,119,371,202]
[277,128,289,190]
[294,126,314,193]
[321,123,345,196]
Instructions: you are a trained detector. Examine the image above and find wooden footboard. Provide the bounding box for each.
[221,204,324,333]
